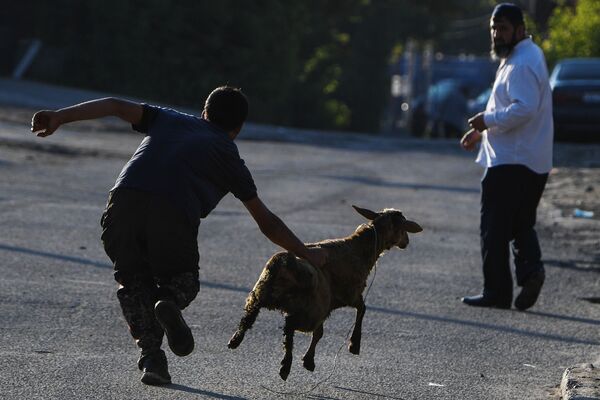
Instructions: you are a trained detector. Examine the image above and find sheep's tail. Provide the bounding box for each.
[228,252,291,349]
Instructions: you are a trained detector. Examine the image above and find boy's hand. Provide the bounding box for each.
[31,110,61,137]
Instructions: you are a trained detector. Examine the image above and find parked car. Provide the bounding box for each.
[408,79,470,138]
[550,58,600,141]
[467,87,492,116]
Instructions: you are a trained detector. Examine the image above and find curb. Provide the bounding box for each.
[561,363,600,399]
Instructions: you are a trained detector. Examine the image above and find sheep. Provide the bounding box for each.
[227,205,422,380]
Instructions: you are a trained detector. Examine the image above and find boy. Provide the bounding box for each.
[31,86,327,385]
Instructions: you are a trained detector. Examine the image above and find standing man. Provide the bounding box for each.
[31,86,328,385]
[460,3,553,311]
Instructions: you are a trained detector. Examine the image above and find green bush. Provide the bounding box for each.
[543,0,600,67]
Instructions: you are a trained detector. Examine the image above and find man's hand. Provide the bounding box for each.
[468,112,487,132]
[31,110,62,137]
[460,128,482,151]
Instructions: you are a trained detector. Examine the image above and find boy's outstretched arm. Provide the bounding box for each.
[31,97,143,137]
[243,196,328,268]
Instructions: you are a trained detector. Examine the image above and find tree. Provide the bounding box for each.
[542,0,600,66]
[7,0,509,132]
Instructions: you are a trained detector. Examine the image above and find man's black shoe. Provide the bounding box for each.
[461,294,511,309]
[154,300,194,357]
[515,270,545,311]
[139,350,171,385]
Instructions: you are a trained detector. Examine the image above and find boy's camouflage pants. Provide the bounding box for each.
[100,188,201,355]
[115,270,199,353]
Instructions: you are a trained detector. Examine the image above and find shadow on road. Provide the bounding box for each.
[367,305,599,346]
[307,394,343,400]
[164,383,247,399]
[545,258,600,273]
[0,243,111,268]
[4,242,597,346]
[0,242,253,293]
[333,385,408,399]
[320,174,479,194]
[526,310,600,326]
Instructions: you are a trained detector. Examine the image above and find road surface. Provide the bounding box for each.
[0,118,598,399]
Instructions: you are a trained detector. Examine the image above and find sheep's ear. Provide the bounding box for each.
[402,220,423,233]
[352,205,379,220]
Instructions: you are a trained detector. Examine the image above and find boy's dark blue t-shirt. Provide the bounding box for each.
[112,105,257,223]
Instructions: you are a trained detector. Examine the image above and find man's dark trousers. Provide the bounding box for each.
[480,164,548,302]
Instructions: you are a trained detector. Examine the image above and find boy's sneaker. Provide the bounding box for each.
[515,270,545,311]
[154,300,194,357]
[139,350,171,385]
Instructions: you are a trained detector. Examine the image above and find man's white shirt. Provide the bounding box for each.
[477,37,553,174]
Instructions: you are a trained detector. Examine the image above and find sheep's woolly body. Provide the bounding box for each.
[228,206,422,380]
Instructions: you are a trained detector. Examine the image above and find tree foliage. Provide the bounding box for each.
[5,0,498,132]
[542,0,600,66]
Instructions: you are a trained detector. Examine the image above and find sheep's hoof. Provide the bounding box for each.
[279,361,291,380]
[348,342,360,355]
[228,331,244,349]
[302,356,315,372]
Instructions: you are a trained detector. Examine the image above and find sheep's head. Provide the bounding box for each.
[352,205,422,250]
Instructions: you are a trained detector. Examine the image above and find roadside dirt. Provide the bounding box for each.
[549,143,600,216]
[539,143,600,273]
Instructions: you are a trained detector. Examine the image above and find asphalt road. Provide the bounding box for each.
[0,119,598,400]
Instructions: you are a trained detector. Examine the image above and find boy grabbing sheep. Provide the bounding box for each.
[31,86,328,385]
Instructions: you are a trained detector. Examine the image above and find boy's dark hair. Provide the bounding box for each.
[492,3,525,27]
[203,86,248,132]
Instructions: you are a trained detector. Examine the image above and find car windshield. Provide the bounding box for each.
[558,62,600,80]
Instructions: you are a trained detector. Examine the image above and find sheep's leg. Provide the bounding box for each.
[348,298,366,355]
[279,316,296,380]
[228,292,262,349]
[302,323,323,372]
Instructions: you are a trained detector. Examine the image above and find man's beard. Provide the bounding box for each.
[491,32,517,60]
